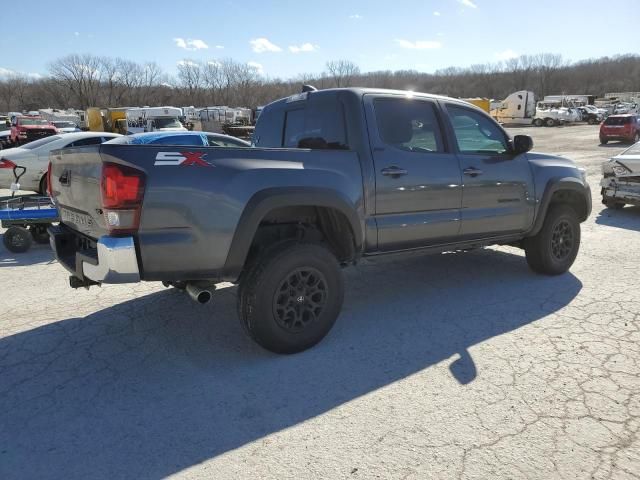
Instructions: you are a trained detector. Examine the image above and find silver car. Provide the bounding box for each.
[0,132,121,193]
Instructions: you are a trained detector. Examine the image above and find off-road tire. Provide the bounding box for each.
[524,205,580,275]
[3,226,32,253]
[237,241,344,354]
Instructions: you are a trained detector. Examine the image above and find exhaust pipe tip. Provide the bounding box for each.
[186,283,213,304]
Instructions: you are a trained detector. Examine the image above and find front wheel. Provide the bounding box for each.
[588,117,597,125]
[237,241,344,354]
[524,205,581,275]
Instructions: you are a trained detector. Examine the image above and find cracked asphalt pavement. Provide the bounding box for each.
[1,125,639,479]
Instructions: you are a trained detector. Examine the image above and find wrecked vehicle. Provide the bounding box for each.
[601,141,640,209]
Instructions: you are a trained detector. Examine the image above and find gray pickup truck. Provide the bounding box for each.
[48,87,591,354]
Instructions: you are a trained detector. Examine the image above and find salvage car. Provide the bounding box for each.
[601,141,640,209]
[600,114,640,144]
[48,87,591,354]
[0,132,120,193]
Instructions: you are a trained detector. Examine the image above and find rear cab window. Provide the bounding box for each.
[255,92,349,150]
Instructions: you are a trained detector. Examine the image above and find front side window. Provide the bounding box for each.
[373,98,444,153]
[446,105,508,154]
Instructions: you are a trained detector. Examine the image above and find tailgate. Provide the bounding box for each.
[50,146,109,239]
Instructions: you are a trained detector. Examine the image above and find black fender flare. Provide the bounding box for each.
[223,187,363,279]
[528,178,591,237]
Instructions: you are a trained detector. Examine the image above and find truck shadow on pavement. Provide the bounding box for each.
[0,241,55,267]
[0,248,582,479]
[595,205,640,232]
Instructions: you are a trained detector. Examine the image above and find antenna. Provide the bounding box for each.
[302,85,318,93]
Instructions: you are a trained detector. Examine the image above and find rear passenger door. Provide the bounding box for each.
[365,94,463,250]
[443,103,535,238]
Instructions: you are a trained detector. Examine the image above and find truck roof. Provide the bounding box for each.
[268,87,478,110]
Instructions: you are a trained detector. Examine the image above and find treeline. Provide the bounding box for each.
[1,53,639,112]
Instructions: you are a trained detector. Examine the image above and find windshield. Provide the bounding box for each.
[605,116,631,125]
[53,121,76,128]
[18,118,51,126]
[153,117,182,129]
[20,135,62,150]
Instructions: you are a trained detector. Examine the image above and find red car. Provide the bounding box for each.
[600,114,640,145]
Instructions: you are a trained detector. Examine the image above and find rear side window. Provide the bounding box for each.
[67,137,104,148]
[446,105,508,154]
[282,103,349,149]
[605,116,631,125]
[374,98,444,153]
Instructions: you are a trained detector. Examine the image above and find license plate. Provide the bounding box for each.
[61,208,94,228]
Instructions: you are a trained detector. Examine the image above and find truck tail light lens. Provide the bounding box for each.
[101,162,145,234]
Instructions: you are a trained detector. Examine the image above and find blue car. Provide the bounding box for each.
[105,131,251,147]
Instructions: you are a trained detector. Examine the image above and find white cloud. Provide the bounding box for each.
[494,49,518,60]
[288,43,318,53]
[215,45,224,49]
[247,61,264,75]
[173,38,209,51]
[0,67,16,76]
[349,14,362,19]
[208,61,221,67]
[395,39,442,50]
[458,0,477,8]
[177,60,200,68]
[250,37,282,53]
[433,11,441,16]
[74,31,80,36]
[0,67,41,78]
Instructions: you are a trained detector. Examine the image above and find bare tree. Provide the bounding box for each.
[49,54,103,108]
[325,60,360,87]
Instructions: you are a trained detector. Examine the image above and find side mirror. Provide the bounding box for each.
[512,134,533,154]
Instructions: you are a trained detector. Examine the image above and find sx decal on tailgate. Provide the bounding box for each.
[154,152,212,167]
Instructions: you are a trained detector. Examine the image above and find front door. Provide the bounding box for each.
[365,95,463,251]
[443,103,535,238]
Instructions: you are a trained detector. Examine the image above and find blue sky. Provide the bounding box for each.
[2,0,639,79]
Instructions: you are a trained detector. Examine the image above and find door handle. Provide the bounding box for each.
[59,171,70,186]
[463,167,483,177]
[381,166,408,177]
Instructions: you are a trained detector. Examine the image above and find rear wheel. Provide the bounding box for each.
[600,137,608,145]
[533,118,544,127]
[237,241,344,354]
[524,205,580,275]
[3,226,32,253]
[39,175,47,196]
[545,118,556,127]
[632,132,640,144]
[588,117,597,125]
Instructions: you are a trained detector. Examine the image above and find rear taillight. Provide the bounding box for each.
[0,158,16,169]
[101,162,145,234]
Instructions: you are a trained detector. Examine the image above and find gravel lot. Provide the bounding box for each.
[1,125,639,479]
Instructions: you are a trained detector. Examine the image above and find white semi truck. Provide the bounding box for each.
[491,91,578,127]
[126,107,187,134]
